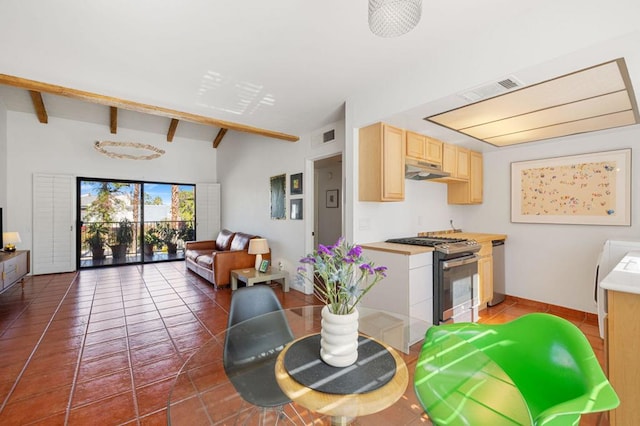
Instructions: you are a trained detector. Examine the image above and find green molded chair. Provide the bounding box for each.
[414,313,619,425]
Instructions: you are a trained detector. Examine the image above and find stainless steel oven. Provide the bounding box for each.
[386,236,480,324]
[438,252,478,323]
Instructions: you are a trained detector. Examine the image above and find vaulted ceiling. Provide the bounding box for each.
[1,1,639,150]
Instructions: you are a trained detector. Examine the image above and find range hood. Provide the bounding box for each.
[405,157,450,180]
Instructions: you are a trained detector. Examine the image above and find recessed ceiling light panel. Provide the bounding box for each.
[426,58,640,146]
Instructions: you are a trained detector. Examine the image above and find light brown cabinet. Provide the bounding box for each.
[607,290,640,424]
[359,123,405,202]
[476,242,493,306]
[406,131,443,165]
[439,144,470,181]
[0,250,30,293]
[447,150,483,204]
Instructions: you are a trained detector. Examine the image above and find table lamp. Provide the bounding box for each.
[248,238,269,270]
[3,231,21,252]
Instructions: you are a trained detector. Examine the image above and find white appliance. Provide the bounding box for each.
[595,239,640,338]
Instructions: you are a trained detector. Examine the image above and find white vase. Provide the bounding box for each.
[320,305,359,367]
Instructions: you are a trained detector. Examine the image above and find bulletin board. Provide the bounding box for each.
[511,149,631,225]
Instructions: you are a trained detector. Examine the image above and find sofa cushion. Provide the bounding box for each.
[230,232,256,251]
[196,254,214,268]
[216,229,236,251]
[186,249,210,262]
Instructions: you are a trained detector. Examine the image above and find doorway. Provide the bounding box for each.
[313,154,343,247]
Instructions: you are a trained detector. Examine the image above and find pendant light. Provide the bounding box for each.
[368,0,422,38]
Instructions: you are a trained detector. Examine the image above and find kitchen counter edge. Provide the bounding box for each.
[359,242,434,256]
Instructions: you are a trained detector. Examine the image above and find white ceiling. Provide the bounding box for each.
[1,0,640,147]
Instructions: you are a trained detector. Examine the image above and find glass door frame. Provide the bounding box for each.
[76,177,195,269]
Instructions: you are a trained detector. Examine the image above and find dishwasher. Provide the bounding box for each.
[488,239,506,306]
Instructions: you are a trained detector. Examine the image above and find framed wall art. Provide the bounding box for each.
[511,149,631,225]
[290,198,303,220]
[270,174,286,220]
[259,259,270,273]
[290,173,303,195]
[326,189,339,208]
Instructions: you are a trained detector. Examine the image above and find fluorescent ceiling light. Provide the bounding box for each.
[425,58,640,146]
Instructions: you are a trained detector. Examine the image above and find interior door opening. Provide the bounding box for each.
[313,154,343,248]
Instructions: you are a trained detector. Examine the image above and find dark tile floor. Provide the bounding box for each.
[0,262,607,425]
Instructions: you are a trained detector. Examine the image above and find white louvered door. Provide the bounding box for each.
[195,183,220,241]
[32,173,75,274]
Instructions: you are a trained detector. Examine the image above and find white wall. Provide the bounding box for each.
[5,111,217,254]
[216,122,344,293]
[344,32,640,314]
[467,126,640,313]
[0,100,7,217]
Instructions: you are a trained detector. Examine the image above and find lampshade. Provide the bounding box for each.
[368,0,422,38]
[248,238,269,255]
[3,231,21,252]
[248,238,269,270]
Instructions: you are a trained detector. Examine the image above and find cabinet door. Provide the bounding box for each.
[359,123,405,202]
[456,147,470,180]
[478,256,493,305]
[405,131,426,160]
[470,151,483,203]
[425,137,443,165]
[441,143,458,176]
[382,125,405,201]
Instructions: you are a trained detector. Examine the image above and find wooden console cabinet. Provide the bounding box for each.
[0,250,30,293]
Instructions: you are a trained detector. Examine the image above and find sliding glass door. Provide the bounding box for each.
[78,178,195,268]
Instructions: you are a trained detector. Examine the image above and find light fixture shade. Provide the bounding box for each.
[368,0,422,38]
[248,238,269,255]
[3,232,21,244]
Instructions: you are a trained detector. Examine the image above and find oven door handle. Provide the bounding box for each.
[442,254,478,270]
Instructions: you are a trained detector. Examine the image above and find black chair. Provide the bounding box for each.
[223,285,299,423]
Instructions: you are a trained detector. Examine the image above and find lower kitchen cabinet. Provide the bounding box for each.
[607,289,640,424]
[360,248,432,353]
[477,242,493,306]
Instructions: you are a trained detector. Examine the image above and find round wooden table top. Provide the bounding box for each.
[275,334,409,420]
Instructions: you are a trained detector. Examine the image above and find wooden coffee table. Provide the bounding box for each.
[230,267,289,292]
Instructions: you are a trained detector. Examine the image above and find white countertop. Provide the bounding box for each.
[601,250,640,294]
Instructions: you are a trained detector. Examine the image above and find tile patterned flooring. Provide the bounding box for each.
[0,262,607,425]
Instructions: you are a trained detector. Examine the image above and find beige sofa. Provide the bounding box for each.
[185,229,271,288]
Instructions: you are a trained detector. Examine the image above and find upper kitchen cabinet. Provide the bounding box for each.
[406,131,443,165]
[440,144,470,181]
[359,123,405,202]
[447,150,483,204]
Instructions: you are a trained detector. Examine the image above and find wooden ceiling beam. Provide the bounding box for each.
[167,118,179,142]
[213,128,228,148]
[110,106,117,134]
[0,74,299,142]
[28,90,48,123]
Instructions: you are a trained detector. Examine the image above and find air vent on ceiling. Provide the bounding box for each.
[323,129,335,143]
[460,76,524,102]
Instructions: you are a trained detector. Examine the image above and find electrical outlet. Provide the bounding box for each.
[278,261,284,271]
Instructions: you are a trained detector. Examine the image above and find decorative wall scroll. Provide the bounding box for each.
[511,149,631,225]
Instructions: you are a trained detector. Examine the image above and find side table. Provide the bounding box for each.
[230,267,289,292]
